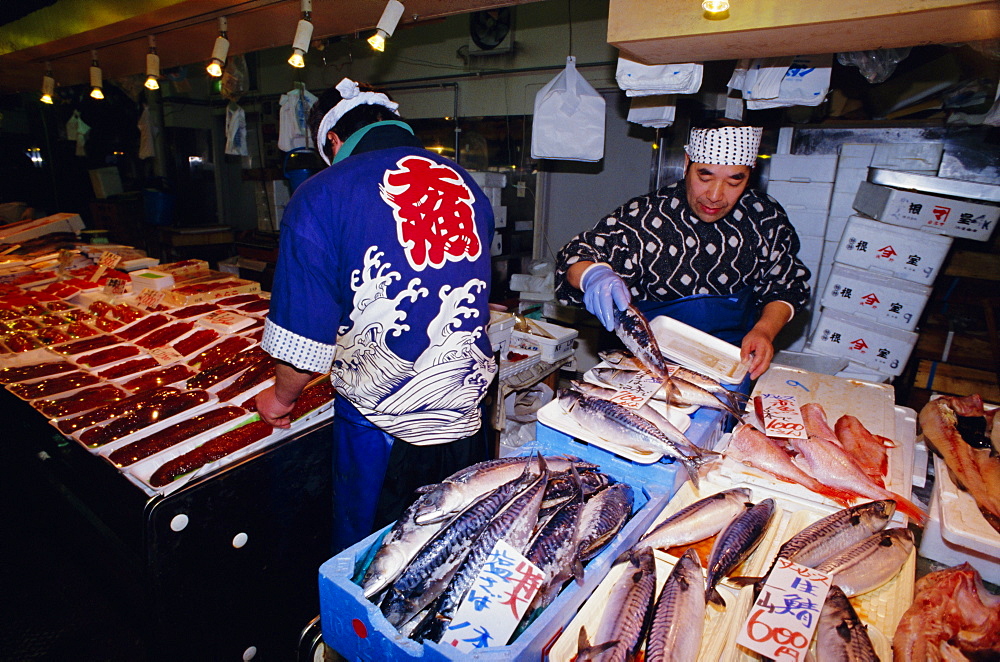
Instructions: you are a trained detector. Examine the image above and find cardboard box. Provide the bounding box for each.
[0,213,85,245]
[825,214,851,242]
[768,154,838,183]
[785,208,827,238]
[834,215,952,285]
[809,309,918,377]
[829,190,858,219]
[853,181,999,242]
[871,142,943,172]
[468,171,507,189]
[796,235,825,269]
[767,181,834,212]
[837,143,876,170]
[820,263,931,331]
[492,205,507,230]
[510,319,578,362]
[88,167,124,199]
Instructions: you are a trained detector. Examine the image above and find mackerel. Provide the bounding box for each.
[671,377,745,421]
[413,455,596,525]
[577,483,635,561]
[598,349,648,371]
[576,547,658,662]
[671,365,748,410]
[815,585,880,662]
[613,304,672,381]
[636,487,752,553]
[525,472,586,612]
[542,466,610,510]
[380,460,536,627]
[414,457,549,643]
[814,527,914,597]
[646,548,706,662]
[705,498,775,608]
[558,390,702,487]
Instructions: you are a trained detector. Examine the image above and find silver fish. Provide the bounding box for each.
[576,547,657,662]
[815,585,880,662]
[814,528,914,597]
[413,455,595,525]
[646,548,706,662]
[614,304,672,381]
[598,349,648,371]
[525,475,586,612]
[542,466,610,509]
[671,365,748,410]
[415,457,549,643]
[636,487,752,552]
[671,377,745,421]
[381,460,537,627]
[577,482,635,561]
[705,498,775,608]
[557,389,702,487]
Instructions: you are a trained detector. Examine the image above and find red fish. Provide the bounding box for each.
[834,414,892,487]
[801,402,840,445]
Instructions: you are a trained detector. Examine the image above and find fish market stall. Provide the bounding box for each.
[1,250,337,658]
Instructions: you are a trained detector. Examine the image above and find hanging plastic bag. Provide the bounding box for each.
[837,48,911,84]
[531,56,605,162]
[225,103,248,156]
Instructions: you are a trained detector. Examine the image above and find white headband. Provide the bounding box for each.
[684,126,763,166]
[316,77,400,164]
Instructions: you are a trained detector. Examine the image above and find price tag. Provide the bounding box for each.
[136,288,166,310]
[90,252,123,282]
[103,277,128,298]
[444,540,542,652]
[735,559,832,661]
[755,393,807,439]
[150,346,184,366]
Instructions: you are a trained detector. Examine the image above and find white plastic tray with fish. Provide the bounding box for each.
[536,398,692,465]
[582,361,698,416]
[708,365,916,518]
[548,480,914,661]
[933,455,1000,558]
[649,315,749,385]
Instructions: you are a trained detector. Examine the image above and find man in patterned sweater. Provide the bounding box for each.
[556,120,810,380]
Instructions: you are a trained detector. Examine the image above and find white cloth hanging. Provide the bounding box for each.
[531,56,606,162]
[627,95,676,128]
[728,54,833,110]
[225,104,248,156]
[66,111,90,156]
[137,104,156,159]
[616,57,703,96]
[278,85,319,152]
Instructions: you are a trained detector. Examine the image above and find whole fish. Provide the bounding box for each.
[380,460,537,627]
[558,389,702,487]
[413,457,549,643]
[814,528,915,597]
[542,467,610,510]
[646,548,706,662]
[671,365,748,411]
[576,547,658,662]
[413,455,595,525]
[576,482,635,561]
[671,377,745,420]
[835,414,893,486]
[598,349,648,371]
[614,304,672,381]
[802,402,841,444]
[635,487,752,552]
[816,584,880,662]
[705,497,775,608]
[788,437,927,524]
[525,475,586,612]
[726,425,858,505]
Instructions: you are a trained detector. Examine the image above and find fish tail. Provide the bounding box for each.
[891,492,928,524]
[728,575,763,587]
[679,455,701,489]
[706,586,727,608]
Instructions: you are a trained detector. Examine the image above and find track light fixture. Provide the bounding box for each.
[145,36,160,90]
[702,0,730,14]
[368,0,405,52]
[288,0,314,68]
[207,17,229,78]
[40,64,55,104]
[90,50,104,100]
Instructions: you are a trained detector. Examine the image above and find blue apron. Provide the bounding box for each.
[636,286,757,394]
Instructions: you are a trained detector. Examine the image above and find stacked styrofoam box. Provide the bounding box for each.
[469,171,507,230]
[766,155,837,351]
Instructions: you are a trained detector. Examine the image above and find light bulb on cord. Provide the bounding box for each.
[145,35,160,90]
[702,0,730,13]
[40,64,55,104]
[288,0,313,68]
[368,0,404,52]
[207,16,229,78]
[90,50,104,100]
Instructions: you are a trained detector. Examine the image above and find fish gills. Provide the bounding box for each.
[814,528,914,598]
[705,498,776,608]
[646,548,706,662]
[816,585,880,662]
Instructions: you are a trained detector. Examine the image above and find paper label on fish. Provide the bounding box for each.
[609,368,675,410]
[735,559,832,661]
[755,393,808,440]
[150,346,184,366]
[444,540,542,653]
[136,287,166,310]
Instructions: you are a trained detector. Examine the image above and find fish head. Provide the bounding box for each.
[864,499,897,524]
[412,483,463,525]
[557,389,581,413]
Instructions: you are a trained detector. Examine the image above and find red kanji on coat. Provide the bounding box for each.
[380,155,481,271]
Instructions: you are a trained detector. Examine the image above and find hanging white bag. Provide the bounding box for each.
[531,56,605,162]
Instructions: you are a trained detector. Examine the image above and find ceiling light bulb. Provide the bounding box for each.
[40,68,55,104]
[89,51,104,100]
[90,86,104,100]
[145,75,160,91]
[702,0,730,13]
[145,36,160,90]
[288,16,314,68]
[207,17,229,78]
[369,0,405,51]
[367,30,387,52]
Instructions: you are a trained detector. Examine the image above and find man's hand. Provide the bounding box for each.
[740,328,775,381]
[580,264,631,332]
[256,386,296,429]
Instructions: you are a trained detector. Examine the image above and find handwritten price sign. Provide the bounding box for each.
[605,366,676,410]
[136,288,166,310]
[755,393,807,440]
[90,251,123,282]
[735,558,832,661]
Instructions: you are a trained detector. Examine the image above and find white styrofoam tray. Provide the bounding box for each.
[649,316,748,385]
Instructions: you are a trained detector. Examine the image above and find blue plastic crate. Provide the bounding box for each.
[318,408,725,661]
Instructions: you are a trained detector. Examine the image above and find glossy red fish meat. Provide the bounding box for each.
[91,316,124,333]
[35,327,72,346]
[171,280,245,296]
[96,357,160,380]
[80,389,212,448]
[149,420,274,486]
[835,414,892,487]
[76,344,142,368]
[107,406,247,467]
[186,347,268,389]
[36,315,69,327]
[0,360,75,384]
[234,300,270,314]
[34,384,127,418]
[63,322,99,339]
[172,328,220,357]
[52,334,118,356]
[4,332,42,352]
[9,370,101,399]
[121,364,196,393]
[115,313,171,341]
[56,386,179,434]
[134,321,194,349]
[186,336,253,371]
[168,303,220,319]
[215,357,275,402]
[216,294,263,306]
[290,380,335,420]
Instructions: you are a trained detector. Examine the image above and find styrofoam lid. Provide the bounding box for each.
[649,315,748,384]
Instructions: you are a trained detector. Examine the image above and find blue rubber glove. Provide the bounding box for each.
[580,264,631,332]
